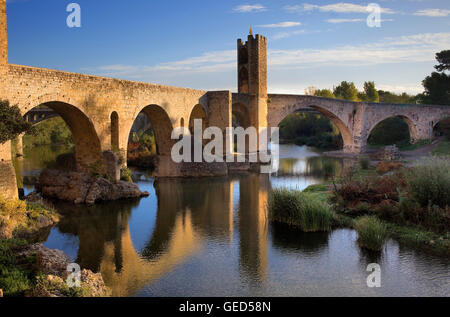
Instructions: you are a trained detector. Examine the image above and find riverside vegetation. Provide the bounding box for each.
[267,156,450,253]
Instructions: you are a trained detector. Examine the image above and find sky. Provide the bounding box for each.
[5,0,450,94]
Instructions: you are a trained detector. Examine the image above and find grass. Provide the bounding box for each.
[268,188,334,232]
[432,139,450,156]
[354,216,388,251]
[303,184,329,193]
[386,223,450,256]
[0,238,34,296]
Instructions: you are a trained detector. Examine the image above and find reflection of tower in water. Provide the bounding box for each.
[237,174,270,285]
[57,177,236,296]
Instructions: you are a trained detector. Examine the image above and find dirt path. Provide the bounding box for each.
[400,138,441,161]
[324,138,443,162]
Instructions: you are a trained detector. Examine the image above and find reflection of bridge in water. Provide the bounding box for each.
[54,175,270,296]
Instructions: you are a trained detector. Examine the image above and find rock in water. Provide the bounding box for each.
[39,169,149,205]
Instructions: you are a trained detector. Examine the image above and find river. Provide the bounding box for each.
[15,144,450,297]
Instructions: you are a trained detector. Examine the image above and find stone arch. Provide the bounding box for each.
[232,103,251,128]
[273,104,353,151]
[24,101,103,169]
[308,106,353,150]
[111,111,119,151]
[367,115,419,144]
[129,104,174,156]
[432,115,450,137]
[188,104,208,134]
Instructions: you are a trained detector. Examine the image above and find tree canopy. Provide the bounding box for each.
[0,100,32,144]
[435,50,450,73]
[421,50,450,105]
[363,81,380,103]
[333,81,360,101]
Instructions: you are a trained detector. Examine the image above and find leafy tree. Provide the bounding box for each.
[363,81,379,102]
[333,81,360,101]
[0,100,32,144]
[421,50,450,105]
[435,50,450,72]
[422,72,450,105]
[314,89,335,99]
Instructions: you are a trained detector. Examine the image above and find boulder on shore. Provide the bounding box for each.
[39,169,149,205]
[22,244,111,297]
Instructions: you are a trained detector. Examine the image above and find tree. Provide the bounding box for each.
[422,72,450,105]
[0,100,32,144]
[333,81,360,101]
[378,90,418,104]
[435,50,450,73]
[421,50,450,105]
[363,81,379,103]
[314,89,335,99]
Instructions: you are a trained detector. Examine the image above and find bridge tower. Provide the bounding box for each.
[237,29,268,131]
[0,0,7,70]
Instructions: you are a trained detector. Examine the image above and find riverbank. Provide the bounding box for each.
[0,195,111,297]
[300,159,450,256]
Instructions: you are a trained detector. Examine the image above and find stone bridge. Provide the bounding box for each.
[1,0,449,199]
[24,108,59,125]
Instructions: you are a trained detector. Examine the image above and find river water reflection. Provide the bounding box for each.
[18,145,449,297]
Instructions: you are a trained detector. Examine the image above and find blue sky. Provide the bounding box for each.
[5,0,450,94]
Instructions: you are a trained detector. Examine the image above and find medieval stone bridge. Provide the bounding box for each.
[1,0,449,198]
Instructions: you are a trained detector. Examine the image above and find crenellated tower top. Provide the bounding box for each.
[237,31,267,97]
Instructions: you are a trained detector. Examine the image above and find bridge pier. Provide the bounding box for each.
[0,142,19,200]
[12,133,24,158]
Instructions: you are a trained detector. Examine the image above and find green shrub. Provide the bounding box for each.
[120,167,132,182]
[358,156,370,170]
[406,157,450,208]
[354,216,387,251]
[268,188,334,232]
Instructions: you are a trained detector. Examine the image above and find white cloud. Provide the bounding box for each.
[257,22,301,28]
[271,29,313,40]
[327,18,364,23]
[233,4,266,13]
[284,2,395,14]
[89,32,449,92]
[414,9,450,17]
[326,18,394,23]
[269,32,450,68]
